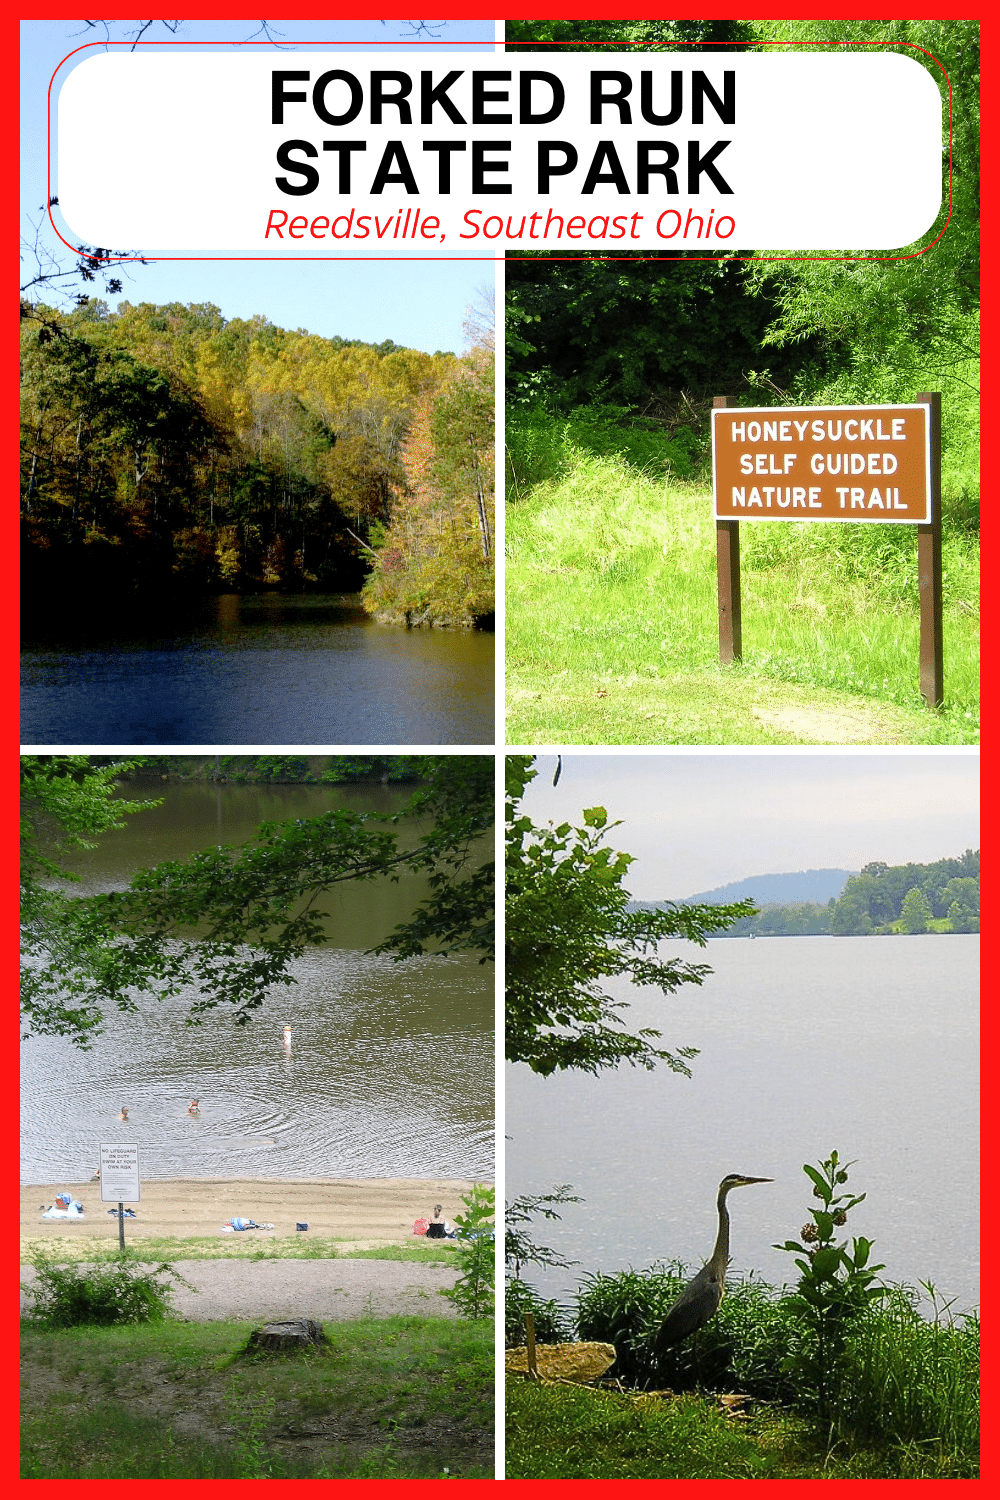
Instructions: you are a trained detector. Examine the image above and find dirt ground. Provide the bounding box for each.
[20,1256,463,1321]
[21,1175,478,1257]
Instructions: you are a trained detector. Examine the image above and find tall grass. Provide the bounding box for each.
[510,1263,978,1477]
[506,400,701,498]
[836,1286,980,1461]
[506,449,979,742]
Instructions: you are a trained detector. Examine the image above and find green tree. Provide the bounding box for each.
[947,898,978,934]
[942,876,979,918]
[830,876,876,936]
[745,20,979,520]
[21,755,493,1048]
[900,885,933,934]
[505,18,753,51]
[505,755,753,1075]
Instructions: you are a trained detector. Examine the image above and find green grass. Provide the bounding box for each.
[22,1236,457,1265]
[505,1382,975,1479]
[506,1273,978,1479]
[21,1315,493,1478]
[505,454,979,745]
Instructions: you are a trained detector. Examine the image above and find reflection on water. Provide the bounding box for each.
[21,593,494,745]
[21,782,495,1183]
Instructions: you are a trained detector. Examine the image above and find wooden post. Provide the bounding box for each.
[916,392,943,709]
[713,396,742,663]
[525,1311,538,1380]
[118,1201,125,1251]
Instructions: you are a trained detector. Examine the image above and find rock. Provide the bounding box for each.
[505,1341,617,1384]
[247,1318,329,1354]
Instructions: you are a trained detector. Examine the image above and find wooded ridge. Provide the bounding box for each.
[20,299,494,628]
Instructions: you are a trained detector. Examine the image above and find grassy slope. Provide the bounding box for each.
[505,457,979,746]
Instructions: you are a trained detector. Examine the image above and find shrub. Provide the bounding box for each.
[837,1285,980,1458]
[440,1184,495,1320]
[775,1150,887,1419]
[22,1251,191,1328]
[505,1278,571,1349]
[576,1264,687,1385]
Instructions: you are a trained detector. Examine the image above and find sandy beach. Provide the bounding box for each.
[21,1176,484,1256]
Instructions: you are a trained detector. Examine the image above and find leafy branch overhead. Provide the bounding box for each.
[21,755,493,1048]
[505,755,754,1075]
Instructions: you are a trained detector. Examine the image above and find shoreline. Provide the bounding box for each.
[21,1175,488,1255]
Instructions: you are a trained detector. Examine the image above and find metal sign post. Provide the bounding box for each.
[99,1143,141,1249]
[711,395,942,706]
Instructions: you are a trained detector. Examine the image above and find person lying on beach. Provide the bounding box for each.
[42,1193,84,1218]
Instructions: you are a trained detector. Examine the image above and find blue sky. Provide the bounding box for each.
[519,752,980,899]
[21,18,498,353]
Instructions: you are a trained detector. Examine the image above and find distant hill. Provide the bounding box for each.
[632,869,857,909]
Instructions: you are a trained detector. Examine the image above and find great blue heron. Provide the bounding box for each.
[654,1173,773,1353]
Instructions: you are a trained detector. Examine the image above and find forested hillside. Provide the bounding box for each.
[20,299,494,627]
[725,851,979,936]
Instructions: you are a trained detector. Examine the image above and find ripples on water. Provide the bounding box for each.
[22,949,494,1183]
[20,593,494,745]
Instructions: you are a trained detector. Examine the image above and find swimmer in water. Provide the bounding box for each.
[117,1106,129,1121]
[188,1099,200,1115]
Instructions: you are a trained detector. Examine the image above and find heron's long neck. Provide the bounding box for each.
[709,1189,731,1275]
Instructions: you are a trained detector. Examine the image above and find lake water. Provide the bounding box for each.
[506,935,979,1314]
[21,782,495,1184]
[20,594,494,746]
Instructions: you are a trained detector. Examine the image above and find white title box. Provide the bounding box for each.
[56,50,943,253]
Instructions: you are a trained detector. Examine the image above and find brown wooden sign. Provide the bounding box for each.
[711,394,943,709]
[713,403,931,523]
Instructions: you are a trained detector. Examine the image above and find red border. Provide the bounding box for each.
[43,35,953,268]
[14,6,985,1493]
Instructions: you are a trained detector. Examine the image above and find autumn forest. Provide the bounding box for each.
[20,296,495,629]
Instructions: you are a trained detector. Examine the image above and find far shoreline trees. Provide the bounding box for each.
[633,851,980,937]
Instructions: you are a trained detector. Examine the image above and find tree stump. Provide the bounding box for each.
[247,1318,328,1353]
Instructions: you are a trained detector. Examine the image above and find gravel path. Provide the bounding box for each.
[20,1258,461,1323]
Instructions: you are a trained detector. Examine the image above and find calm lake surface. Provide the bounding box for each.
[507,936,979,1313]
[21,783,494,1183]
[20,594,494,745]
